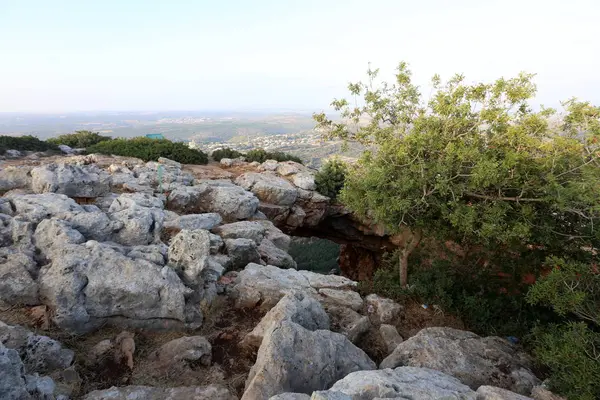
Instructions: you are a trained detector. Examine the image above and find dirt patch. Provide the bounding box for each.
[183,163,234,180]
[396,301,465,339]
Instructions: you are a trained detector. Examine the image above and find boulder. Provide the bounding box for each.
[9,193,83,223]
[256,220,291,251]
[82,384,236,400]
[31,163,110,197]
[276,161,303,176]
[241,321,376,400]
[167,185,211,214]
[109,203,164,246]
[379,327,540,395]
[292,172,316,191]
[258,203,291,225]
[258,239,297,269]
[62,210,122,242]
[34,218,86,257]
[365,294,402,324]
[286,205,306,227]
[213,221,266,244]
[0,166,33,192]
[0,252,39,305]
[127,244,168,266]
[39,242,190,333]
[318,288,363,311]
[476,386,533,400]
[58,144,74,154]
[325,305,370,343]
[379,324,403,354]
[164,213,222,231]
[269,394,311,400]
[0,198,13,215]
[0,344,33,400]
[225,238,262,269]
[152,336,212,370]
[318,367,477,399]
[242,292,330,348]
[157,157,182,168]
[235,172,298,206]
[168,229,212,286]
[260,160,279,171]
[108,193,164,212]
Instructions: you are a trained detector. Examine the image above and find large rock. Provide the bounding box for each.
[325,305,371,344]
[82,384,236,400]
[242,292,330,348]
[477,386,533,400]
[256,220,291,251]
[8,193,83,223]
[241,320,376,400]
[109,196,165,246]
[269,394,310,400]
[318,288,363,311]
[235,172,298,206]
[0,343,33,400]
[232,263,357,310]
[62,209,123,242]
[0,166,32,192]
[31,163,110,197]
[151,336,212,370]
[164,213,222,231]
[213,221,266,244]
[379,324,403,354]
[39,241,190,333]
[380,327,540,395]
[276,161,303,176]
[258,239,297,269]
[168,229,212,286]
[225,238,262,269]
[292,172,316,191]
[34,218,86,257]
[365,294,402,324]
[0,252,39,305]
[317,367,477,399]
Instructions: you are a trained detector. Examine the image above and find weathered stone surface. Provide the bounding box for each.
[82,384,236,400]
[0,198,13,215]
[476,386,533,400]
[127,244,168,266]
[205,182,259,220]
[108,192,164,212]
[258,239,297,269]
[286,205,306,227]
[325,305,370,343]
[258,203,291,225]
[31,163,110,197]
[167,184,211,213]
[62,210,122,242]
[318,288,363,311]
[9,193,83,223]
[379,324,403,354]
[109,199,165,246]
[269,394,311,400]
[0,343,32,400]
[213,221,266,244]
[256,220,291,251]
[260,160,279,171]
[365,294,402,324]
[225,238,261,269]
[168,229,212,287]
[380,327,540,395]
[0,166,32,192]
[242,321,376,400]
[292,172,316,191]
[242,292,330,348]
[0,252,39,305]
[164,213,222,231]
[157,157,182,168]
[320,367,477,400]
[531,386,566,400]
[276,161,303,176]
[232,263,357,310]
[34,218,86,257]
[152,336,212,370]
[235,172,298,206]
[39,241,190,333]
[310,391,351,399]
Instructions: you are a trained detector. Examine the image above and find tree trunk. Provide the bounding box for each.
[398,230,422,288]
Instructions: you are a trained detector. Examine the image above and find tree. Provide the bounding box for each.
[314,157,348,199]
[47,130,112,148]
[314,62,600,287]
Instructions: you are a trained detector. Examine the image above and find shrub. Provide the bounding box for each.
[245,148,303,164]
[211,147,244,161]
[288,237,340,274]
[315,158,347,199]
[47,130,112,148]
[87,137,208,164]
[0,135,58,154]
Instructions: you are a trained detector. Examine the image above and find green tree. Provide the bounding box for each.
[314,157,348,199]
[87,137,208,164]
[314,62,600,287]
[47,130,112,148]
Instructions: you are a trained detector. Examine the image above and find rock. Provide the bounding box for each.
[110,203,164,246]
[108,193,164,211]
[219,158,234,167]
[256,220,291,251]
[5,149,23,157]
[379,327,540,395]
[242,292,330,348]
[365,294,402,324]
[0,344,32,400]
[9,193,83,223]
[157,157,181,168]
[311,391,351,399]
[31,163,110,197]
[231,263,357,310]
[34,218,86,257]
[286,205,306,227]
[82,384,236,400]
[476,386,533,400]
[242,320,376,400]
[269,394,311,400]
[127,244,168,266]
[320,366,477,399]
[152,336,212,370]
[167,184,212,214]
[0,198,13,215]
[39,242,190,333]
[0,166,32,192]
[325,305,370,343]
[235,172,298,206]
[531,386,566,400]
[62,210,122,242]
[164,213,222,231]
[225,238,262,269]
[168,229,212,286]
[379,324,403,354]
[258,203,291,225]
[0,252,39,305]
[213,221,266,244]
[58,144,74,154]
[292,172,316,191]
[87,340,114,367]
[258,239,297,269]
[276,161,303,176]
[261,160,279,171]
[318,288,363,311]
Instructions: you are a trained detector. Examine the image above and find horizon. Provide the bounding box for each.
[1,0,599,113]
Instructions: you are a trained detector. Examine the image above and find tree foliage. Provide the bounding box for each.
[244,148,303,164]
[314,157,348,199]
[211,147,244,161]
[87,137,208,164]
[47,130,112,148]
[315,62,600,286]
[0,135,58,154]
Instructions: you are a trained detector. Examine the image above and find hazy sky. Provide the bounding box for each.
[1,0,599,112]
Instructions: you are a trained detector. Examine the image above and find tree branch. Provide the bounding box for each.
[465,192,544,202]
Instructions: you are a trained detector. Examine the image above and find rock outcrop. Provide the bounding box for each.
[82,384,236,400]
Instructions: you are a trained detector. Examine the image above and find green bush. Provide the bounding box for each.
[288,237,340,274]
[0,135,58,154]
[211,147,244,161]
[47,130,112,148]
[315,158,347,199]
[245,148,303,164]
[87,137,208,164]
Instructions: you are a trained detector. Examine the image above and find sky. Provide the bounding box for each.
[0,0,599,112]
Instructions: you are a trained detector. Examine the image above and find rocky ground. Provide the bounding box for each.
[0,152,564,399]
